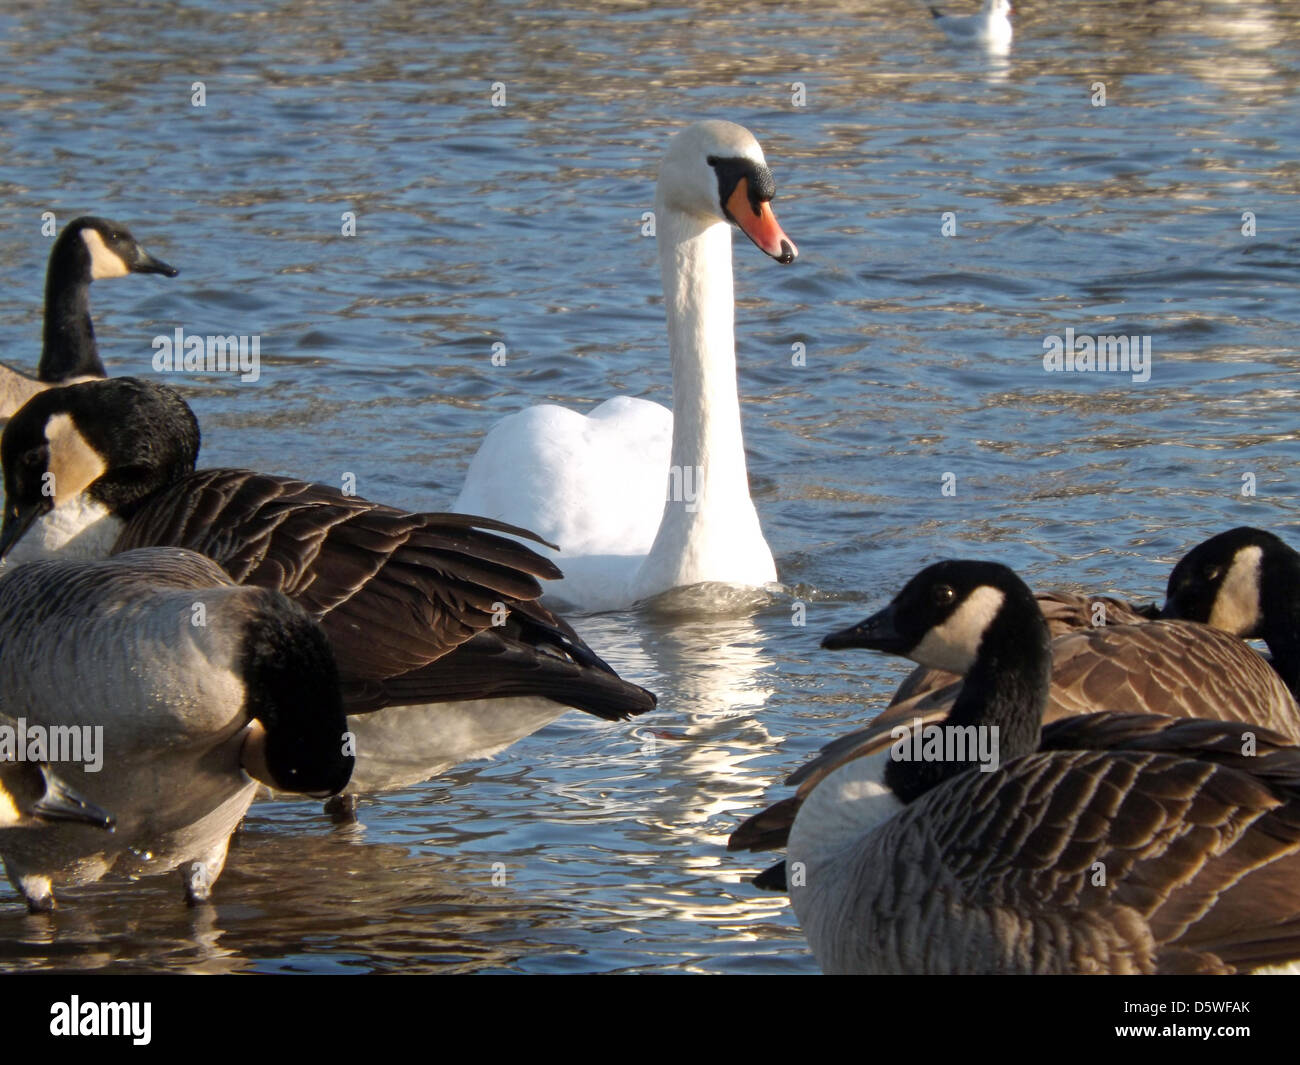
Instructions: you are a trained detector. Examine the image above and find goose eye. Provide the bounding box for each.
[21,447,43,468]
[1204,566,1222,583]
[933,584,956,605]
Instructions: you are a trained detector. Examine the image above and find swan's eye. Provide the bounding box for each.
[933,584,956,606]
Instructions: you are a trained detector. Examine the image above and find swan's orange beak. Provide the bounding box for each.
[725,178,797,264]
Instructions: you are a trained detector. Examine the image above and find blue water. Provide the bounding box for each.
[0,0,1297,972]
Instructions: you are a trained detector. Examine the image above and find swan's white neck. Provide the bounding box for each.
[631,198,774,599]
[661,206,748,498]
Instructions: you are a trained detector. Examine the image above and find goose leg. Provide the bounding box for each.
[323,793,359,824]
[16,872,56,914]
[182,836,233,906]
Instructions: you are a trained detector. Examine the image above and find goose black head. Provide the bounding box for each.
[823,559,1042,677]
[823,560,1049,798]
[0,377,199,558]
[1160,527,1294,637]
[39,217,178,384]
[239,594,354,797]
[51,216,178,284]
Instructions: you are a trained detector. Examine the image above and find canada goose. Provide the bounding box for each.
[0,377,654,798]
[732,585,1299,859]
[929,0,1013,49]
[732,560,1300,974]
[1162,527,1300,696]
[0,217,177,418]
[0,547,351,911]
[453,120,797,612]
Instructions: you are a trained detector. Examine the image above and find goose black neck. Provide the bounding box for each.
[886,594,1050,803]
[1259,546,1300,697]
[39,242,105,383]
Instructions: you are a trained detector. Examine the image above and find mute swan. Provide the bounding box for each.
[454,120,797,612]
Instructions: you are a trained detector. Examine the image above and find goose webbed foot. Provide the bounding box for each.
[323,793,359,824]
[17,874,56,914]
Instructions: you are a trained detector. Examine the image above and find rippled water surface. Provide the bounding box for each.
[0,0,1297,973]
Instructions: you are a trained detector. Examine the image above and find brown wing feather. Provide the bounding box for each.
[880,622,1299,738]
[113,469,655,718]
[733,657,1300,858]
[869,742,1300,972]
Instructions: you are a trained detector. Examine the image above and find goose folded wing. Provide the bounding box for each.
[891,744,1300,973]
[1047,623,1300,737]
[113,468,569,678]
[341,624,656,721]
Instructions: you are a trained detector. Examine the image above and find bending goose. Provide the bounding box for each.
[732,560,1300,974]
[0,547,351,911]
[929,0,1013,49]
[1162,526,1300,697]
[454,120,797,612]
[0,377,655,795]
[0,217,177,418]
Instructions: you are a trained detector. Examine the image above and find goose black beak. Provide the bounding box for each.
[130,246,178,278]
[821,602,908,654]
[0,500,49,559]
[724,178,798,264]
[34,770,114,830]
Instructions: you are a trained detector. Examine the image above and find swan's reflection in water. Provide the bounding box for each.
[552,592,806,956]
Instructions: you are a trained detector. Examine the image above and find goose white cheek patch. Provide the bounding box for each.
[1209,545,1263,636]
[910,586,1006,675]
[80,229,129,280]
[45,413,107,506]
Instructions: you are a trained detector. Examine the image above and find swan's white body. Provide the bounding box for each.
[454,121,794,612]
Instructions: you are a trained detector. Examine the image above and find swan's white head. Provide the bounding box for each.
[986,0,1012,18]
[657,121,797,263]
